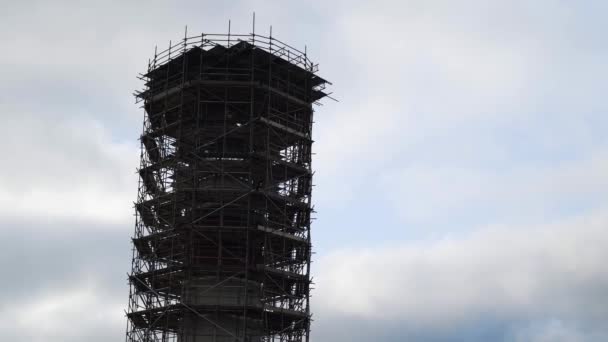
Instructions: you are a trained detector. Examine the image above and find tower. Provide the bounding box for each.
[125,30,329,342]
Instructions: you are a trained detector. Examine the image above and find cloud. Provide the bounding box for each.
[1,0,607,341]
[0,220,129,342]
[313,0,608,184]
[381,147,608,227]
[0,108,139,224]
[312,208,608,340]
[513,320,608,342]
[0,279,124,342]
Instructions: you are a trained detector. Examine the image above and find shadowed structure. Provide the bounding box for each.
[125,30,330,342]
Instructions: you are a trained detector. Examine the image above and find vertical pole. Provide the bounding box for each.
[242,22,256,340]
[153,45,158,70]
[228,19,231,47]
[199,33,204,80]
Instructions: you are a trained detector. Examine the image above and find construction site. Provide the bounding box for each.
[124,28,330,342]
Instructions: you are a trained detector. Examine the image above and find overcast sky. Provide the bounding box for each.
[2,1,608,341]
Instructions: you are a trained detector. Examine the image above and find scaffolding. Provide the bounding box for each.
[125,29,330,342]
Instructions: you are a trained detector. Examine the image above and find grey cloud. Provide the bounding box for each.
[0,218,130,305]
[0,219,129,342]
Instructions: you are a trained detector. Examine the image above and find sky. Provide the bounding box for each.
[1,0,608,341]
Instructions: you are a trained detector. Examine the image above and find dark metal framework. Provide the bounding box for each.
[125,30,329,342]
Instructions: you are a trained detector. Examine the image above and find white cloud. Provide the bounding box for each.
[313,0,608,183]
[314,208,608,335]
[0,108,139,225]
